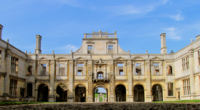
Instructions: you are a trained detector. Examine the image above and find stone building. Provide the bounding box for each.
[0,24,200,102]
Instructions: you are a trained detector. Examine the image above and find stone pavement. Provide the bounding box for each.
[0,102,200,110]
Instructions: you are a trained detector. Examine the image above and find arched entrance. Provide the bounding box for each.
[75,84,86,102]
[56,84,68,102]
[93,86,108,102]
[115,84,126,102]
[152,84,163,101]
[37,84,49,102]
[134,85,144,102]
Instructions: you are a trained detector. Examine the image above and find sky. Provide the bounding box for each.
[1,0,200,54]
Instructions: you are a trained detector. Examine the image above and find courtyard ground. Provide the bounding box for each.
[0,100,200,110]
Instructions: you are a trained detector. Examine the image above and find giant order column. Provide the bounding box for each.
[109,61,115,102]
[189,49,196,99]
[3,44,11,100]
[68,60,74,102]
[145,60,152,102]
[127,60,133,102]
[87,60,93,102]
[49,60,55,102]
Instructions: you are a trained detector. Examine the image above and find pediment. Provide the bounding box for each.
[39,57,48,61]
[86,40,95,44]
[106,40,116,44]
[151,56,162,60]
[75,57,85,61]
[132,57,144,60]
[115,57,126,61]
[56,57,68,61]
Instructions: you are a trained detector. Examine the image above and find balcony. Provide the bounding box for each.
[92,78,110,83]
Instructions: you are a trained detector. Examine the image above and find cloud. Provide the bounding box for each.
[170,13,184,21]
[57,44,79,53]
[164,27,181,40]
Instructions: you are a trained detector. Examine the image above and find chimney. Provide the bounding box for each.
[196,35,200,41]
[35,35,42,54]
[0,24,3,39]
[160,33,167,54]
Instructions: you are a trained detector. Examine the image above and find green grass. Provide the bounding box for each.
[154,99,200,103]
[99,97,103,102]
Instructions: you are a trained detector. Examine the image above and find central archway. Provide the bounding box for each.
[37,84,49,102]
[75,84,86,102]
[93,85,108,102]
[152,84,163,101]
[134,84,144,102]
[115,84,126,102]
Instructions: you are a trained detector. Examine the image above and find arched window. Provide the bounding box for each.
[167,66,173,75]
[97,72,103,79]
[27,66,32,75]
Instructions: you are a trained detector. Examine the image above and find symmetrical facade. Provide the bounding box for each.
[0,24,200,102]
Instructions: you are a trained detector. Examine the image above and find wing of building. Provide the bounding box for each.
[0,25,200,102]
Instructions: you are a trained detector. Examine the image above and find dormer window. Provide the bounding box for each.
[87,45,93,54]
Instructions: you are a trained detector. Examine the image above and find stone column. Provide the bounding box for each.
[49,60,55,102]
[109,61,115,102]
[87,60,93,102]
[189,49,196,99]
[3,48,11,100]
[145,60,152,102]
[127,61,133,102]
[160,33,167,54]
[68,60,74,102]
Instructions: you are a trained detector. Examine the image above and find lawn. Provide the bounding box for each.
[154,99,200,103]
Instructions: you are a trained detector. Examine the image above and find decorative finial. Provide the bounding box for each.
[7,39,9,43]
[26,51,27,54]
[71,50,73,54]
[191,39,193,43]
[128,50,130,53]
[52,50,54,54]
[146,50,148,54]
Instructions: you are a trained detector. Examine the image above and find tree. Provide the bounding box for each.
[95,88,99,93]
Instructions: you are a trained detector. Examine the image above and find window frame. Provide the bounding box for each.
[87,45,93,54]
[97,73,103,79]
[168,83,173,96]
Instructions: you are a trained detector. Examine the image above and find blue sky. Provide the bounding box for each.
[1,0,200,54]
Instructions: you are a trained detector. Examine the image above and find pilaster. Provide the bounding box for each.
[189,49,196,99]
[49,60,55,102]
[145,60,152,102]
[3,48,11,100]
[127,60,133,102]
[68,60,74,102]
